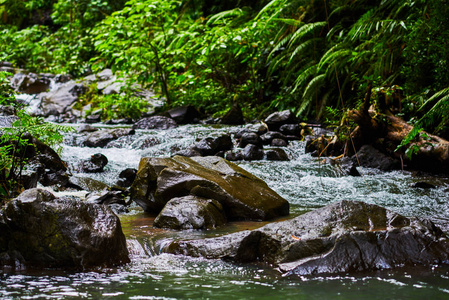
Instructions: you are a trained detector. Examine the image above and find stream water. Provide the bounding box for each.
[2,124,449,299]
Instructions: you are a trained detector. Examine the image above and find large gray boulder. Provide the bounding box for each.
[166,200,449,276]
[130,155,289,221]
[0,189,130,269]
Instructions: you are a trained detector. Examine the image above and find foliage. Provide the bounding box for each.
[0,72,73,200]
[78,81,149,121]
[1,0,449,139]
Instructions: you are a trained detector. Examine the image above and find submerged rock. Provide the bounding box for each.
[0,189,130,269]
[130,155,289,221]
[154,196,227,230]
[166,200,449,276]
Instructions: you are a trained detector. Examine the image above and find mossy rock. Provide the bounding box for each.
[0,188,129,270]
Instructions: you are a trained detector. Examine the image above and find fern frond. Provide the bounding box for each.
[206,8,245,26]
[418,86,449,112]
[302,73,326,101]
[292,64,317,93]
[255,0,287,20]
[400,87,449,147]
[268,32,294,59]
[287,38,320,64]
[288,22,327,48]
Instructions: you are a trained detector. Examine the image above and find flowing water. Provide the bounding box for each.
[2,124,449,299]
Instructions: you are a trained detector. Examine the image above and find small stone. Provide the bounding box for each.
[266,149,289,161]
[242,144,264,161]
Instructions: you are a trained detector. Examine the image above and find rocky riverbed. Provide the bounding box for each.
[2,68,449,298]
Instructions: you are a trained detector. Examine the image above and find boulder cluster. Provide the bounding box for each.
[166,200,449,276]
[130,155,290,229]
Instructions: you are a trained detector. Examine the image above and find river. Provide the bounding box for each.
[1,124,449,299]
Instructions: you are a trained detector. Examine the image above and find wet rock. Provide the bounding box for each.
[68,176,109,192]
[116,168,137,188]
[224,150,244,161]
[192,134,233,156]
[353,145,400,171]
[96,69,113,81]
[242,144,264,161]
[105,118,133,125]
[130,155,289,220]
[280,124,301,136]
[11,73,50,94]
[154,196,227,230]
[220,104,244,125]
[134,136,161,150]
[330,157,361,176]
[266,149,289,161]
[0,105,15,116]
[133,116,177,130]
[77,124,98,133]
[234,124,267,139]
[41,169,70,187]
[238,132,263,148]
[175,148,202,157]
[40,81,87,117]
[271,138,288,147]
[22,136,69,187]
[260,132,287,145]
[102,81,125,95]
[84,128,135,148]
[105,134,138,149]
[166,105,202,124]
[21,168,39,189]
[86,190,126,206]
[54,74,72,83]
[264,110,298,131]
[166,200,449,276]
[85,114,102,124]
[80,153,108,173]
[0,188,130,269]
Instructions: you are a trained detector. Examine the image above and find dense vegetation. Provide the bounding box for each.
[1,0,449,134]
